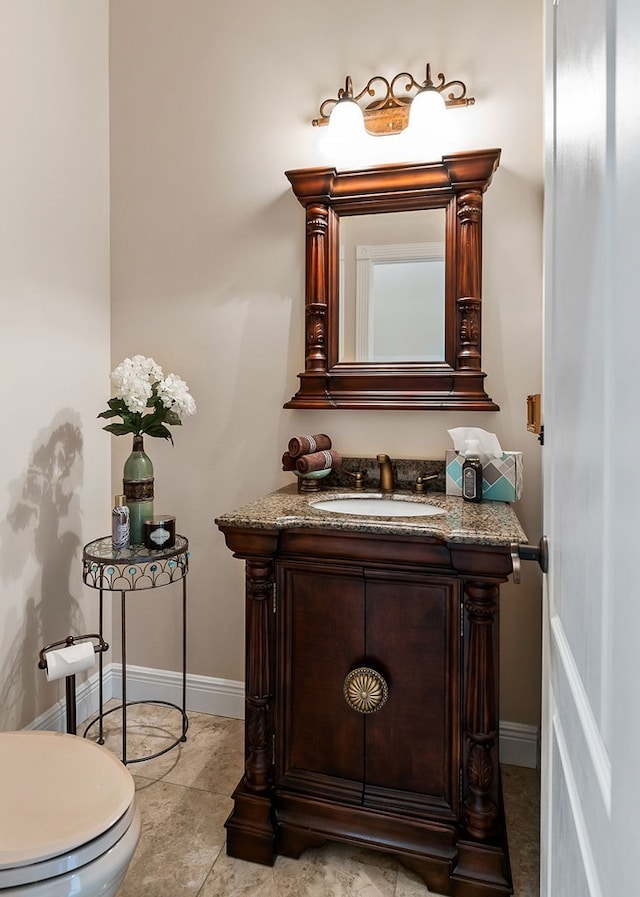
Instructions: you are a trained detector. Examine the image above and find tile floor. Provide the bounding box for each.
[85,702,540,897]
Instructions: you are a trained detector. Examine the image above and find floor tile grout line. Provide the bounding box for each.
[195,841,227,897]
[131,772,240,799]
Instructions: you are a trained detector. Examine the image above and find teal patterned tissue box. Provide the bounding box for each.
[445,450,523,502]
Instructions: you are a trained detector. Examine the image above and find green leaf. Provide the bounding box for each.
[164,410,182,427]
[99,397,133,421]
[102,422,138,437]
[139,413,162,432]
[144,422,174,444]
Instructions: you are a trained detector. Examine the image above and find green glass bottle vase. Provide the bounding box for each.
[123,435,154,545]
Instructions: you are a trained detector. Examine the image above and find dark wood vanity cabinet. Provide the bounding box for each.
[217,523,515,897]
[277,560,461,824]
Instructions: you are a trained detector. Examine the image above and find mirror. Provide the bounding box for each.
[285,149,501,410]
[339,210,446,362]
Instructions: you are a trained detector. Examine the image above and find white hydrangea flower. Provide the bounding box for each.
[123,354,163,385]
[101,355,195,441]
[111,355,164,415]
[157,373,197,418]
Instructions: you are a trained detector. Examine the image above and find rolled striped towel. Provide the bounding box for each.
[296,450,342,474]
[282,451,297,471]
[288,434,332,458]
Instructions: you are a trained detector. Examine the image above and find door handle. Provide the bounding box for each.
[510,536,548,584]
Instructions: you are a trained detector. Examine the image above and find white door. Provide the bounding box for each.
[542,0,640,894]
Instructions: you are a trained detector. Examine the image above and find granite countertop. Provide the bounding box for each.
[215,485,527,547]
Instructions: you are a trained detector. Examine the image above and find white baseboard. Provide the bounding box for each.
[28,664,244,732]
[28,665,538,769]
[109,664,245,720]
[499,720,540,769]
[27,667,108,733]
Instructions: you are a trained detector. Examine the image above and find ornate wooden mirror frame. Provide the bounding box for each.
[284,148,501,410]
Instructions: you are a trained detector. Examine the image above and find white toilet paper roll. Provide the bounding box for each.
[45,642,96,682]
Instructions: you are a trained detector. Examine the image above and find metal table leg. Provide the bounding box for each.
[181,575,188,741]
[98,587,105,744]
[121,589,127,765]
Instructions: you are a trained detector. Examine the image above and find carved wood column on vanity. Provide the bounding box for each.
[462,580,500,840]
[217,529,279,866]
[244,557,274,795]
[449,544,511,854]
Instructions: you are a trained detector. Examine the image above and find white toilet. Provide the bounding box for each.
[0,730,141,896]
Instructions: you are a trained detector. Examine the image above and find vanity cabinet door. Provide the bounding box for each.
[363,570,461,822]
[276,561,366,803]
[276,559,461,822]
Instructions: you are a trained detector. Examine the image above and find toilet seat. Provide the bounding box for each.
[0,731,136,889]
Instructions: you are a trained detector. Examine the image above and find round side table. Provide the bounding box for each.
[82,535,189,764]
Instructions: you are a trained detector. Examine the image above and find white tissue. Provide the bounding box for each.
[447,427,503,464]
[45,641,95,682]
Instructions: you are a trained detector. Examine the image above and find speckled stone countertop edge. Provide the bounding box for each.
[215,486,528,547]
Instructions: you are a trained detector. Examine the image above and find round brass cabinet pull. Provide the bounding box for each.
[343,667,389,714]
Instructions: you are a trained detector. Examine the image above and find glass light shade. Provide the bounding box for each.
[408,87,446,134]
[327,97,366,139]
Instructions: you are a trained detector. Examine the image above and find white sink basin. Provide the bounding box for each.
[311,496,444,518]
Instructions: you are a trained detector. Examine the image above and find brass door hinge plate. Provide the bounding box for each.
[526,394,542,435]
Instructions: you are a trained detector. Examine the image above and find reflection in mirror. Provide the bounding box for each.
[339,210,445,362]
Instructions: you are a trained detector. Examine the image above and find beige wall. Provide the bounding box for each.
[0,2,111,729]
[0,1,542,733]
[110,1,543,726]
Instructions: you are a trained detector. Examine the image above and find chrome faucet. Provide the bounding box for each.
[377,454,394,493]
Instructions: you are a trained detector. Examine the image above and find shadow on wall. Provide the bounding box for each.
[0,412,87,730]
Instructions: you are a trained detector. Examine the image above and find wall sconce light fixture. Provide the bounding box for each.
[312,63,475,137]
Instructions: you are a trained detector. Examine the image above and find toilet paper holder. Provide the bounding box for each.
[38,634,109,735]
